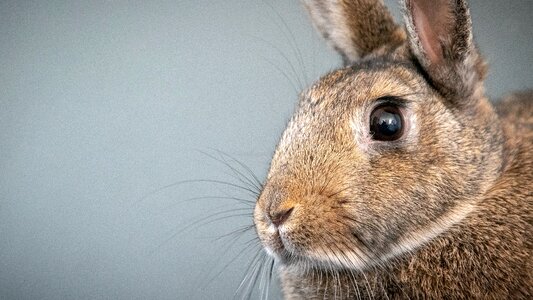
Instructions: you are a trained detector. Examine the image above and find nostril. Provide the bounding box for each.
[269,207,294,227]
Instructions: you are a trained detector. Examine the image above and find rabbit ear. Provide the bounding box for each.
[302,0,406,64]
[404,0,487,103]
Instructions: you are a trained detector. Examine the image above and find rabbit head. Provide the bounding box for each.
[254,0,505,271]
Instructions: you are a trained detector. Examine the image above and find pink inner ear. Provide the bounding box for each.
[411,0,450,65]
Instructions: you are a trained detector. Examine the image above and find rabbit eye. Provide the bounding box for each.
[369,104,404,141]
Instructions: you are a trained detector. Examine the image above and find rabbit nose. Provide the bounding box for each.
[269,207,294,227]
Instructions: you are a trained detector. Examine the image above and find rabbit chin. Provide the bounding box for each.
[259,223,372,271]
[260,201,476,272]
[261,231,371,271]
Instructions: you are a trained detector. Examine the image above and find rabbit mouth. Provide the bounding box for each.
[263,236,303,265]
[261,227,363,269]
[265,230,287,256]
[255,211,369,269]
[257,222,306,265]
[256,219,378,271]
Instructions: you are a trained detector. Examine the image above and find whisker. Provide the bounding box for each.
[258,254,268,300]
[204,242,262,292]
[197,150,262,195]
[149,209,253,255]
[250,254,269,300]
[212,224,256,242]
[163,195,254,211]
[234,249,265,299]
[248,33,304,89]
[207,148,264,190]
[137,178,259,206]
[260,0,309,86]
[264,257,275,300]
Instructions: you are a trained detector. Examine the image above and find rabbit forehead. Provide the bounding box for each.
[274,63,422,154]
[294,64,422,130]
[301,61,421,109]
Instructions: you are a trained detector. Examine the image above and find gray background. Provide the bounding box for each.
[1,0,531,299]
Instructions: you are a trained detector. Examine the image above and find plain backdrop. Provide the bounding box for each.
[1,0,532,299]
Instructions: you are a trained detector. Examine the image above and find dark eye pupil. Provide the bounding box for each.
[369,105,404,141]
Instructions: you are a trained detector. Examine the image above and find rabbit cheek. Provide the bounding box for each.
[385,200,476,260]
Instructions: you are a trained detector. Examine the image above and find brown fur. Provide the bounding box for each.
[302,0,406,63]
[253,0,532,299]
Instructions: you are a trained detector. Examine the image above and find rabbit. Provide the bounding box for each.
[253,0,532,299]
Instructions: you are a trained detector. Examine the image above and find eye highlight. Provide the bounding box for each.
[369,104,404,141]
